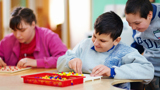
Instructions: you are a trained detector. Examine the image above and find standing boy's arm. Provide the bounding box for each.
[131,41,144,54]
[131,30,144,54]
[113,50,154,83]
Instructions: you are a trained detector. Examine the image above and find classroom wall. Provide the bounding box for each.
[92,0,127,28]
[69,0,91,49]
[3,0,11,37]
[155,0,160,2]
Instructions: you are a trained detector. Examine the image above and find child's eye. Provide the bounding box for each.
[20,29,26,32]
[100,40,106,42]
[93,35,96,38]
[128,23,131,26]
[135,23,140,25]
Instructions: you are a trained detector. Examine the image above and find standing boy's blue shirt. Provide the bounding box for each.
[132,4,160,77]
[57,38,154,84]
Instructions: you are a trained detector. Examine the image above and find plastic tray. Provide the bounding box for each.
[21,73,85,87]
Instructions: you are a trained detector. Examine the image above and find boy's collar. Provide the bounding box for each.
[91,46,96,51]
[151,4,157,21]
[91,45,115,52]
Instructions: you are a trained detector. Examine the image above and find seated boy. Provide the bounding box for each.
[57,11,154,89]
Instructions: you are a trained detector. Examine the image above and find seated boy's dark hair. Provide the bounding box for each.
[125,0,153,19]
[94,11,123,41]
[10,7,37,30]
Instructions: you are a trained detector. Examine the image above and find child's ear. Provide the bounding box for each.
[148,11,153,20]
[113,37,121,46]
[31,21,36,27]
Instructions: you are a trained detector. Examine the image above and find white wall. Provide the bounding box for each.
[69,0,91,49]
[3,0,11,36]
[121,18,133,46]
[28,0,36,14]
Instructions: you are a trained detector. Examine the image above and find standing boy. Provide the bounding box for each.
[57,11,154,89]
[125,0,160,89]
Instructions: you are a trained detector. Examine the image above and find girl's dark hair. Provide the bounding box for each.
[10,7,37,30]
[125,0,153,19]
[94,11,123,41]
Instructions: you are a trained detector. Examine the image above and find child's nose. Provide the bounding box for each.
[16,31,21,38]
[131,25,136,30]
[94,39,99,46]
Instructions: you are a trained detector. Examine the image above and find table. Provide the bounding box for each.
[0,68,143,90]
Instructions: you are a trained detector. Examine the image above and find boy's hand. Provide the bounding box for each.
[0,58,6,67]
[17,58,37,68]
[68,58,82,74]
[91,65,110,77]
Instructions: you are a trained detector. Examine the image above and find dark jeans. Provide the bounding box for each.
[145,76,160,90]
[130,82,144,90]
[114,82,144,90]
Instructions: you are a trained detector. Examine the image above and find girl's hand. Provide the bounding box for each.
[0,58,6,67]
[17,58,37,68]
